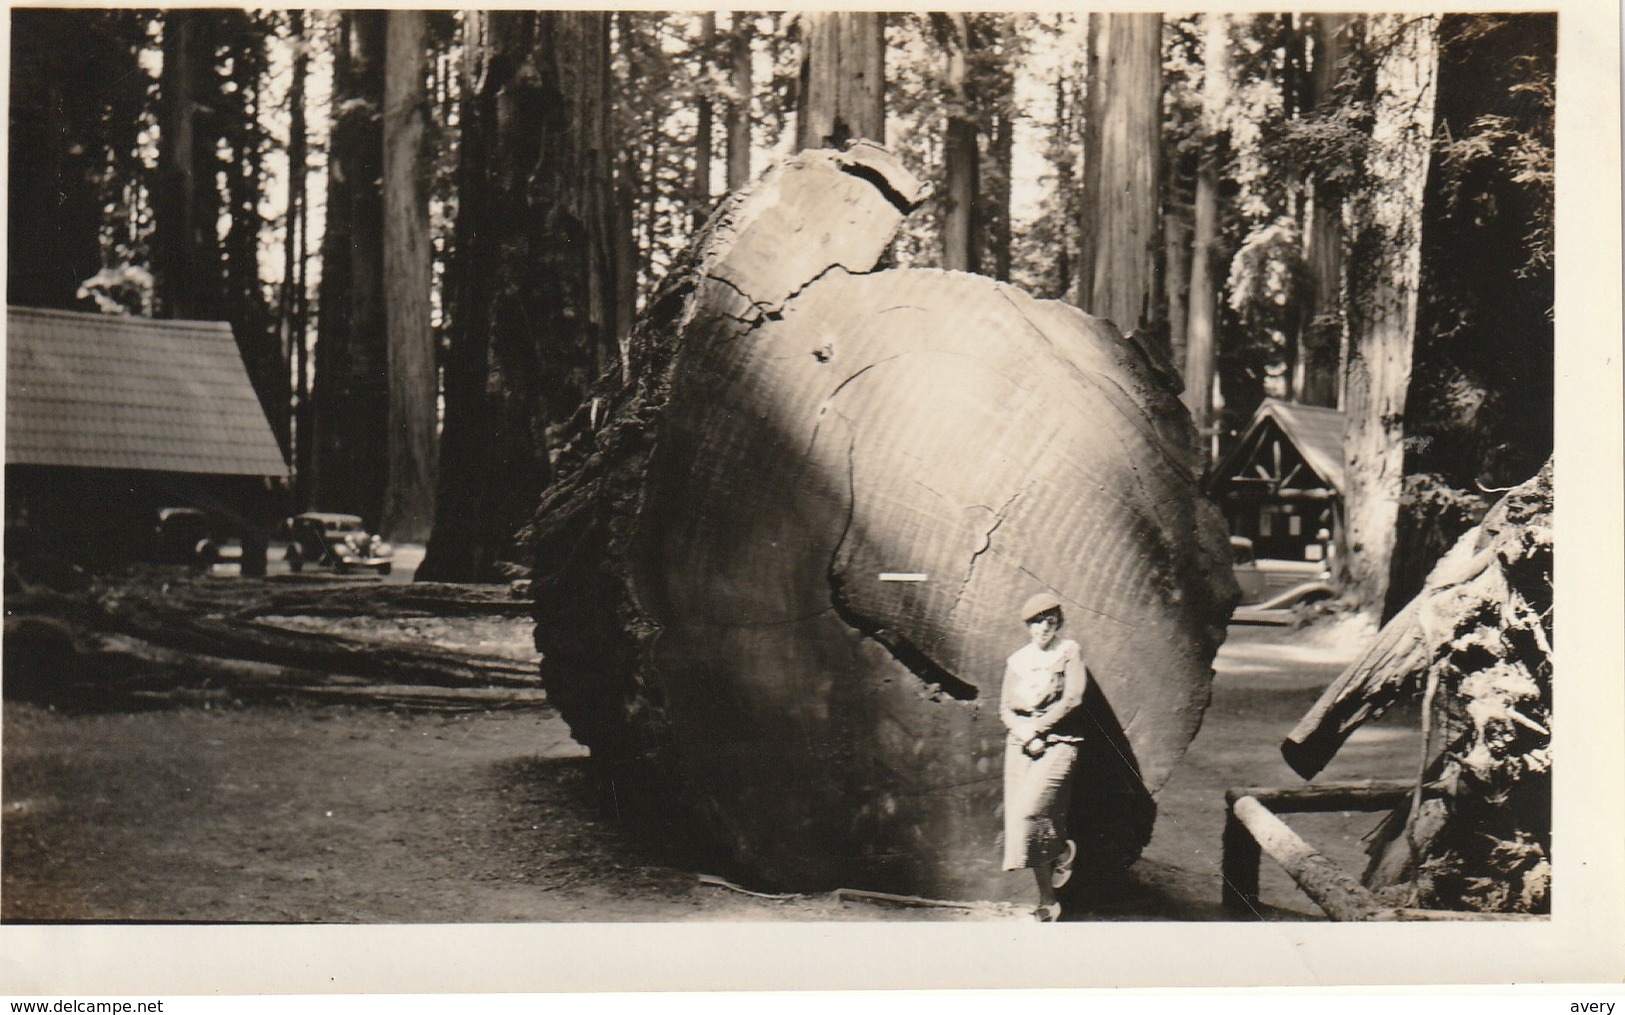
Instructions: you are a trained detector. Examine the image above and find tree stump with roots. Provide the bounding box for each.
[1284,459,1553,913]
[530,143,1238,900]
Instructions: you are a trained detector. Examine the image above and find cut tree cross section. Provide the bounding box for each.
[531,143,1238,900]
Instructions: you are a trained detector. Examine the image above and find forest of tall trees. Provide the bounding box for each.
[7,10,1558,619]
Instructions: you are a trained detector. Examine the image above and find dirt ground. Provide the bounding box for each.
[1,609,1419,924]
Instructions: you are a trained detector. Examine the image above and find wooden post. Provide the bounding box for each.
[1221,807,1261,913]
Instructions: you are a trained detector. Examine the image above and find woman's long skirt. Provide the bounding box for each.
[1001,737,1079,871]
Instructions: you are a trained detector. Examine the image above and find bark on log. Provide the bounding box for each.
[531,144,1237,899]
[1283,460,1552,913]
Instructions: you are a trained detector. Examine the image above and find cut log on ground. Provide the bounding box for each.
[1282,460,1552,914]
[531,144,1238,900]
[3,573,543,709]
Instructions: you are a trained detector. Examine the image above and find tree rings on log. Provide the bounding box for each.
[533,144,1237,900]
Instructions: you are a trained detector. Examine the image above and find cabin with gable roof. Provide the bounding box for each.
[1207,397,1345,567]
[5,306,289,566]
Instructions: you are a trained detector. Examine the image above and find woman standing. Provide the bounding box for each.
[1000,592,1089,921]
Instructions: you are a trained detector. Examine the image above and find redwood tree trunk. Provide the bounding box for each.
[419,11,624,582]
[726,14,753,192]
[692,12,715,229]
[1298,13,1349,408]
[1181,14,1228,447]
[937,13,978,273]
[1077,13,1164,353]
[976,15,1015,283]
[1163,205,1192,383]
[312,11,388,527]
[988,101,1014,281]
[795,13,885,150]
[155,10,213,321]
[1340,16,1436,617]
[381,9,437,542]
[287,9,313,506]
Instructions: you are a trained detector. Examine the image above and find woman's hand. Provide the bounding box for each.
[1023,735,1047,758]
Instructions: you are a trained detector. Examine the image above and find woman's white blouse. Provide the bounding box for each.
[1004,638,1083,714]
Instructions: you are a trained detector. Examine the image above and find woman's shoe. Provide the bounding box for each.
[1052,839,1077,889]
[1033,903,1061,922]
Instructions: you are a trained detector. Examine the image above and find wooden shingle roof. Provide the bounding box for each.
[1214,397,1346,495]
[6,306,288,477]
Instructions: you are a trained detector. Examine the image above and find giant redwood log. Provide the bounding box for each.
[531,144,1237,900]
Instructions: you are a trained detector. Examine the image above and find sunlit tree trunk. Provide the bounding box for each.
[725,14,754,192]
[1298,13,1349,408]
[381,9,437,542]
[1077,13,1163,351]
[1341,15,1437,618]
[795,13,885,150]
[1182,14,1229,447]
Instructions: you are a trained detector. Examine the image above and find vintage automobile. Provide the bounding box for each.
[1229,535,1268,604]
[154,506,249,573]
[284,512,393,575]
[153,507,213,564]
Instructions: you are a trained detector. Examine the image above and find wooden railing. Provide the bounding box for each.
[1221,780,1542,922]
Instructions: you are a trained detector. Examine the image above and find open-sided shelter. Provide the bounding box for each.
[5,306,289,564]
[1207,397,1345,564]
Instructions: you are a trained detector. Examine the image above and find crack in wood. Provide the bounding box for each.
[825,432,979,705]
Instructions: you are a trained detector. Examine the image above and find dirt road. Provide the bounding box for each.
[2,619,1417,922]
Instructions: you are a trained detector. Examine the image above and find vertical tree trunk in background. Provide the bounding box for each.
[1181,14,1229,448]
[972,14,1016,284]
[312,11,388,526]
[420,11,625,582]
[287,9,313,508]
[155,10,207,320]
[1077,13,1164,353]
[937,13,978,273]
[220,12,287,456]
[1164,208,1192,381]
[614,11,646,345]
[795,13,885,151]
[1298,13,1349,408]
[381,9,437,542]
[692,12,715,229]
[726,13,753,192]
[988,102,1014,281]
[1341,15,1437,618]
